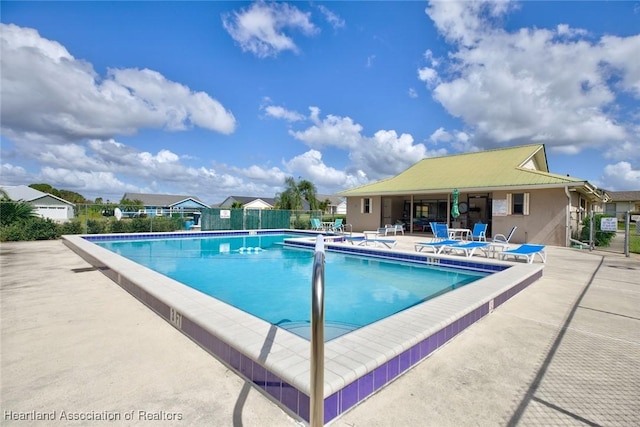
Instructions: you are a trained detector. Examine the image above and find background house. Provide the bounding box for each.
[317,195,347,215]
[121,192,209,219]
[1,185,75,222]
[604,191,640,220]
[217,196,276,210]
[338,144,609,247]
[217,196,316,211]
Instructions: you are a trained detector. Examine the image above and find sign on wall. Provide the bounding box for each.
[600,217,617,232]
[220,210,231,219]
[492,199,507,216]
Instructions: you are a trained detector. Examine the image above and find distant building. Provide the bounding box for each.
[218,196,277,210]
[217,195,318,211]
[317,194,347,215]
[604,191,640,220]
[121,192,209,217]
[1,185,75,222]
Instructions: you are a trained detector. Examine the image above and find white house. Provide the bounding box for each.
[1,185,75,222]
[218,196,277,210]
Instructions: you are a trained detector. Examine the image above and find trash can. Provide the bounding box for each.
[185,220,194,230]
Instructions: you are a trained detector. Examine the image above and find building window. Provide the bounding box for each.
[507,193,529,215]
[361,198,372,214]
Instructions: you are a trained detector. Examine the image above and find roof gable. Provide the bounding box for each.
[1,185,74,205]
[339,144,586,196]
[607,191,640,202]
[122,192,208,207]
[219,196,277,207]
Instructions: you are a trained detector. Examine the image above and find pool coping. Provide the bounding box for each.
[62,230,543,425]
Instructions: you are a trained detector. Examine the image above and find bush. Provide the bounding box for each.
[59,220,83,235]
[0,218,60,241]
[86,219,106,234]
[580,214,616,247]
[0,223,27,241]
[108,219,131,233]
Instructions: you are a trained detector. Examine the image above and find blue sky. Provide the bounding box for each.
[1,1,639,205]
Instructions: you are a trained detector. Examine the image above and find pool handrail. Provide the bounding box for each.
[310,235,325,427]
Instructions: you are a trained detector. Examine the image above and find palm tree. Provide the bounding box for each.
[276,177,319,210]
[0,192,36,226]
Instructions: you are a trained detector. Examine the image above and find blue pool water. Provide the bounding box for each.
[95,234,489,340]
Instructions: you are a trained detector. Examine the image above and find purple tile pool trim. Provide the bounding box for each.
[63,235,539,425]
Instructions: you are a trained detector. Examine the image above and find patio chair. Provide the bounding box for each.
[328,218,344,233]
[499,244,546,263]
[431,222,450,241]
[470,223,488,241]
[492,226,517,244]
[385,223,404,235]
[310,218,323,231]
[441,242,489,258]
[414,239,460,254]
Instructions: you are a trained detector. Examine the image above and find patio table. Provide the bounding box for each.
[448,228,471,240]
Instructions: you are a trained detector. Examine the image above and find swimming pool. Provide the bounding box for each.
[63,230,544,424]
[94,234,488,340]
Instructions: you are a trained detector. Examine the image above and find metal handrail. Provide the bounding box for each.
[310,235,325,427]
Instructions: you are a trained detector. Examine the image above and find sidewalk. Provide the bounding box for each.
[1,239,639,426]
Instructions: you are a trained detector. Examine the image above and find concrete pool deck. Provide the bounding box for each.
[1,236,639,426]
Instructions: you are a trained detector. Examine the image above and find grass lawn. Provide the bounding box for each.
[630,234,640,254]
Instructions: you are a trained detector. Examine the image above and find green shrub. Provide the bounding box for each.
[26,218,61,240]
[108,219,131,233]
[580,214,616,247]
[59,220,83,235]
[0,223,27,241]
[130,217,152,232]
[86,219,106,234]
[0,218,60,241]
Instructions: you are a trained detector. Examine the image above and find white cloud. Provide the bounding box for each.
[284,150,369,189]
[289,107,364,150]
[222,1,318,58]
[317,5,345,30]
[408,88,418,98]
[420,0,639,157]
[262,105,305,122]
[600,162,640,191]
[417,66,439,87]
[0,23,236,144]
[39,167,139,194]
[0,163,29,184]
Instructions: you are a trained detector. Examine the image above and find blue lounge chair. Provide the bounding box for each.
[499,244,546,263]
[343,235,366,245]
[470,223,488,241]
[365,234,397,248]
[414,239,460,253]
[441,242,489,257]
[431,222,450,241]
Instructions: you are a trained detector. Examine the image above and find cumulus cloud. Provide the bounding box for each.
[262,105,305,122]
[289,107,364,150]
[284,150,369,189]
[600,162,640,191]
[0,23,236,145]
[421,0,640,155]
[222,1,318,58]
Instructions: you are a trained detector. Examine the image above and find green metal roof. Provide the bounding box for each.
[338,144,588,196]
